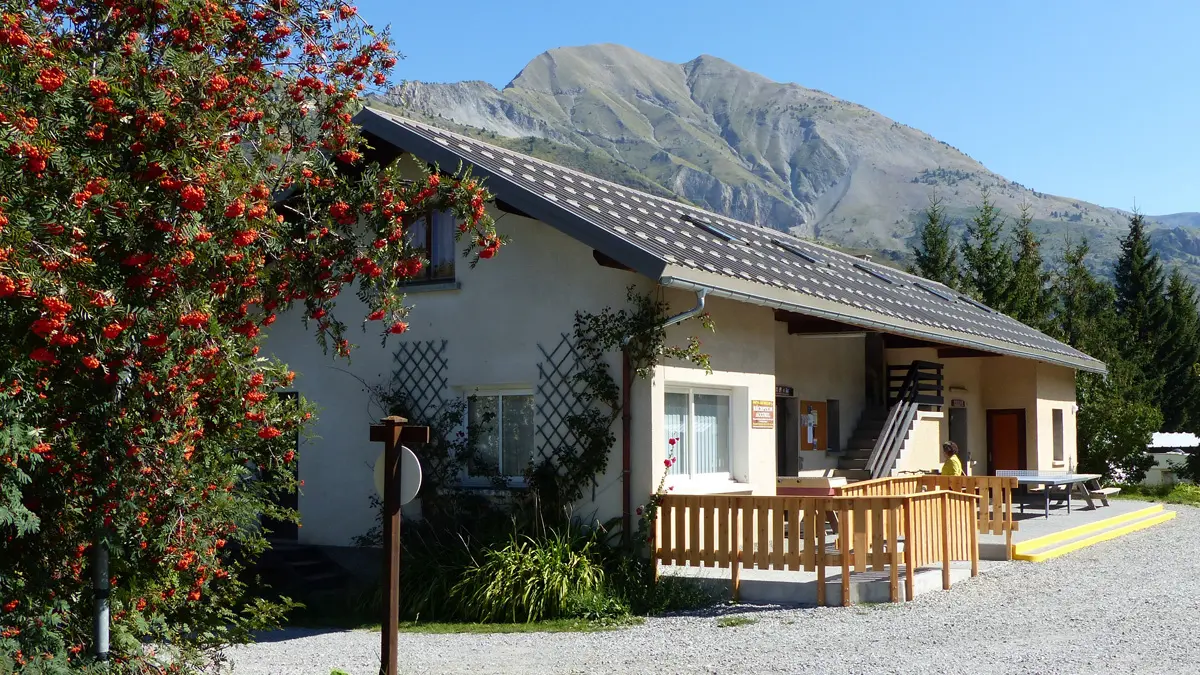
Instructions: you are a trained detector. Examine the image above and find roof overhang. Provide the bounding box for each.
[355,107,667,278]
[659,266,1108,374]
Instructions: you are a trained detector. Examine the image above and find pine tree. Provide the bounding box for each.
[910,195,959,287]
[1159,269,1200,431]
[1113,211,1169,402]
[1052,239,1120,359]
[961,189,1015,310]
[1007,203,1053,330]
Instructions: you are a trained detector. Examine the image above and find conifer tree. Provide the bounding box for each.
[961,188,1015,310]
[1113,211,1169,402]
[1159,269,1200,431]
[910,196,959,287]
[1008,203,1054,330]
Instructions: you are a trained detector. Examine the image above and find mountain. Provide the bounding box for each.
[372,43,1200,276]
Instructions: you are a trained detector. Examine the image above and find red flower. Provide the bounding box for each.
[31,317,63,337]
[30,348,57,363]
[81,355,100,369]
[88,78,109,97]
[101,323,124,339]
[335,150,361,164]
[2,600,17,612]
[388,321,407,335]
[224,200,245,218]
[0,275,17,298]
[232,229,258,246]
[36,67,67,93]
[258,426,282,440]
[143,334,168,348]
[367,309,385,321]
[668,437,677,446]
[30,443,50,455]
[283,450,296,464]
[178,311,210,329]
[328,201,353,225]
[179,185,206,211]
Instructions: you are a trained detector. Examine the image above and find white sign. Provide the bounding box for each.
[373,445,423,505]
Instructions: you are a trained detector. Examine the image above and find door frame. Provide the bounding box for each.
[985,408,1027,474]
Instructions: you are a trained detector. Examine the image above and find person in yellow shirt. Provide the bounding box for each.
[941,441,964,476]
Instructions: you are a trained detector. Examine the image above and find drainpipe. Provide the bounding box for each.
[621,289,707,543]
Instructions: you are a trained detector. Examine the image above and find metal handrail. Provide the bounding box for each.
[866,362,926,478]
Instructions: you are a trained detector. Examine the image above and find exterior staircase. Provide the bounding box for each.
[835,407,889,480]
[834,360,944,482]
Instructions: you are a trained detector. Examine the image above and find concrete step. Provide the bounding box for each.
[837,458,869,470]
[840,449,873,460]
[1011,505,1176,562]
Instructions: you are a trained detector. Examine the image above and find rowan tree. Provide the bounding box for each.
[0,1,499,671]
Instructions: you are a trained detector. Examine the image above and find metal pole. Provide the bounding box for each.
[93,536,109,663]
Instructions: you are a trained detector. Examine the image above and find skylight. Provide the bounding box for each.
[854,262,898,285]
[913,281,954,302]
[958,295,993,313]
[680,214,745,244]
[771,238,821,264]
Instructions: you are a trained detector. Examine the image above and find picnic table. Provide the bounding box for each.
[994,470,1117,519]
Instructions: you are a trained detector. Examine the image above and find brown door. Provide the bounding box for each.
[987,409,1026,473]
[799,400,828,452]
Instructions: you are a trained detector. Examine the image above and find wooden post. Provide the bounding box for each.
[888,501,900,603]
[840,505,851,607]
[903,501,915,602]
[940,493,951,591]
[369,416,430,675]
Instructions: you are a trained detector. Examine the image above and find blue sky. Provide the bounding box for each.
[358,0,1197,215]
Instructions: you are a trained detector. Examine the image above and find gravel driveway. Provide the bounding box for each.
[226,503,1200,675]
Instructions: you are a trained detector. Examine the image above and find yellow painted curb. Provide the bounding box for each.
[1013,510,1176,562]
[1012,504,1164,556]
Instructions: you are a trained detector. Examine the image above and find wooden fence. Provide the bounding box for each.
[653,490,980,606]
[836,475,1020,556]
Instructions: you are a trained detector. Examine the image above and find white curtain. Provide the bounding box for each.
[693,394,730,474]
[431,210,457,280]
[502,394,535,475]
[664,393,689,476]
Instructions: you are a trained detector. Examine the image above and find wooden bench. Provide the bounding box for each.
[1086,485,1120,507]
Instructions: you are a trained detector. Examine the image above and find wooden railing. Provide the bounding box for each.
[653,491,980,606]
[835,475,1020,556]
[887,360,944,407]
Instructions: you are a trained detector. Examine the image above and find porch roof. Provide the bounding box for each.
[356,107,1106,375]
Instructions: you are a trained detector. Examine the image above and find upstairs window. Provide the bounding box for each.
[408,209,457,283]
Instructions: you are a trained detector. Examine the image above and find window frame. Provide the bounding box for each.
[664,385,734,481]
[1052,408,1065,463]
[463,388,536,485]
[407,207,458,285]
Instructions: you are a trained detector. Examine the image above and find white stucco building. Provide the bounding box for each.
[264,108,1107,547]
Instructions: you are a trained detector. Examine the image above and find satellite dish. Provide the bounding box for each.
[373,445,423,505]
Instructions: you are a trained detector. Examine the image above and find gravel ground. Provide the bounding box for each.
[226,503,1200,675]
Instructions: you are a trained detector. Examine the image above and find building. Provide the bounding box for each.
[1144,432,1198,486]
[264,108,1106,547]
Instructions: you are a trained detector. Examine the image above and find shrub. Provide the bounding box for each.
[0,1,501,668]
[453,528,612,623]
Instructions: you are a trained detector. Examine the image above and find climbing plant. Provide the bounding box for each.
[526,286,715,527]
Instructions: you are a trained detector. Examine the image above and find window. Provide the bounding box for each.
[772,238,822,265]
[664,387,732,478]
[467,391,535,479]
[681,213,746,244]
[1052,409,1065,463]
[407,209,457,283]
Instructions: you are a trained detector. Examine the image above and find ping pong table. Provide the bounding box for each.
[995,470,1104,519]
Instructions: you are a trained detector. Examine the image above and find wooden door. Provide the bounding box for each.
[799,400,828,452]
[987,409,1026,473]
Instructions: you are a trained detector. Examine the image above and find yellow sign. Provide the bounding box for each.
[751,400,775,429]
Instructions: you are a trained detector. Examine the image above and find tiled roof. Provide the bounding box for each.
[357,107,1105,374]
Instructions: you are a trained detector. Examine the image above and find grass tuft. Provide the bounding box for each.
[715,616,758,628]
